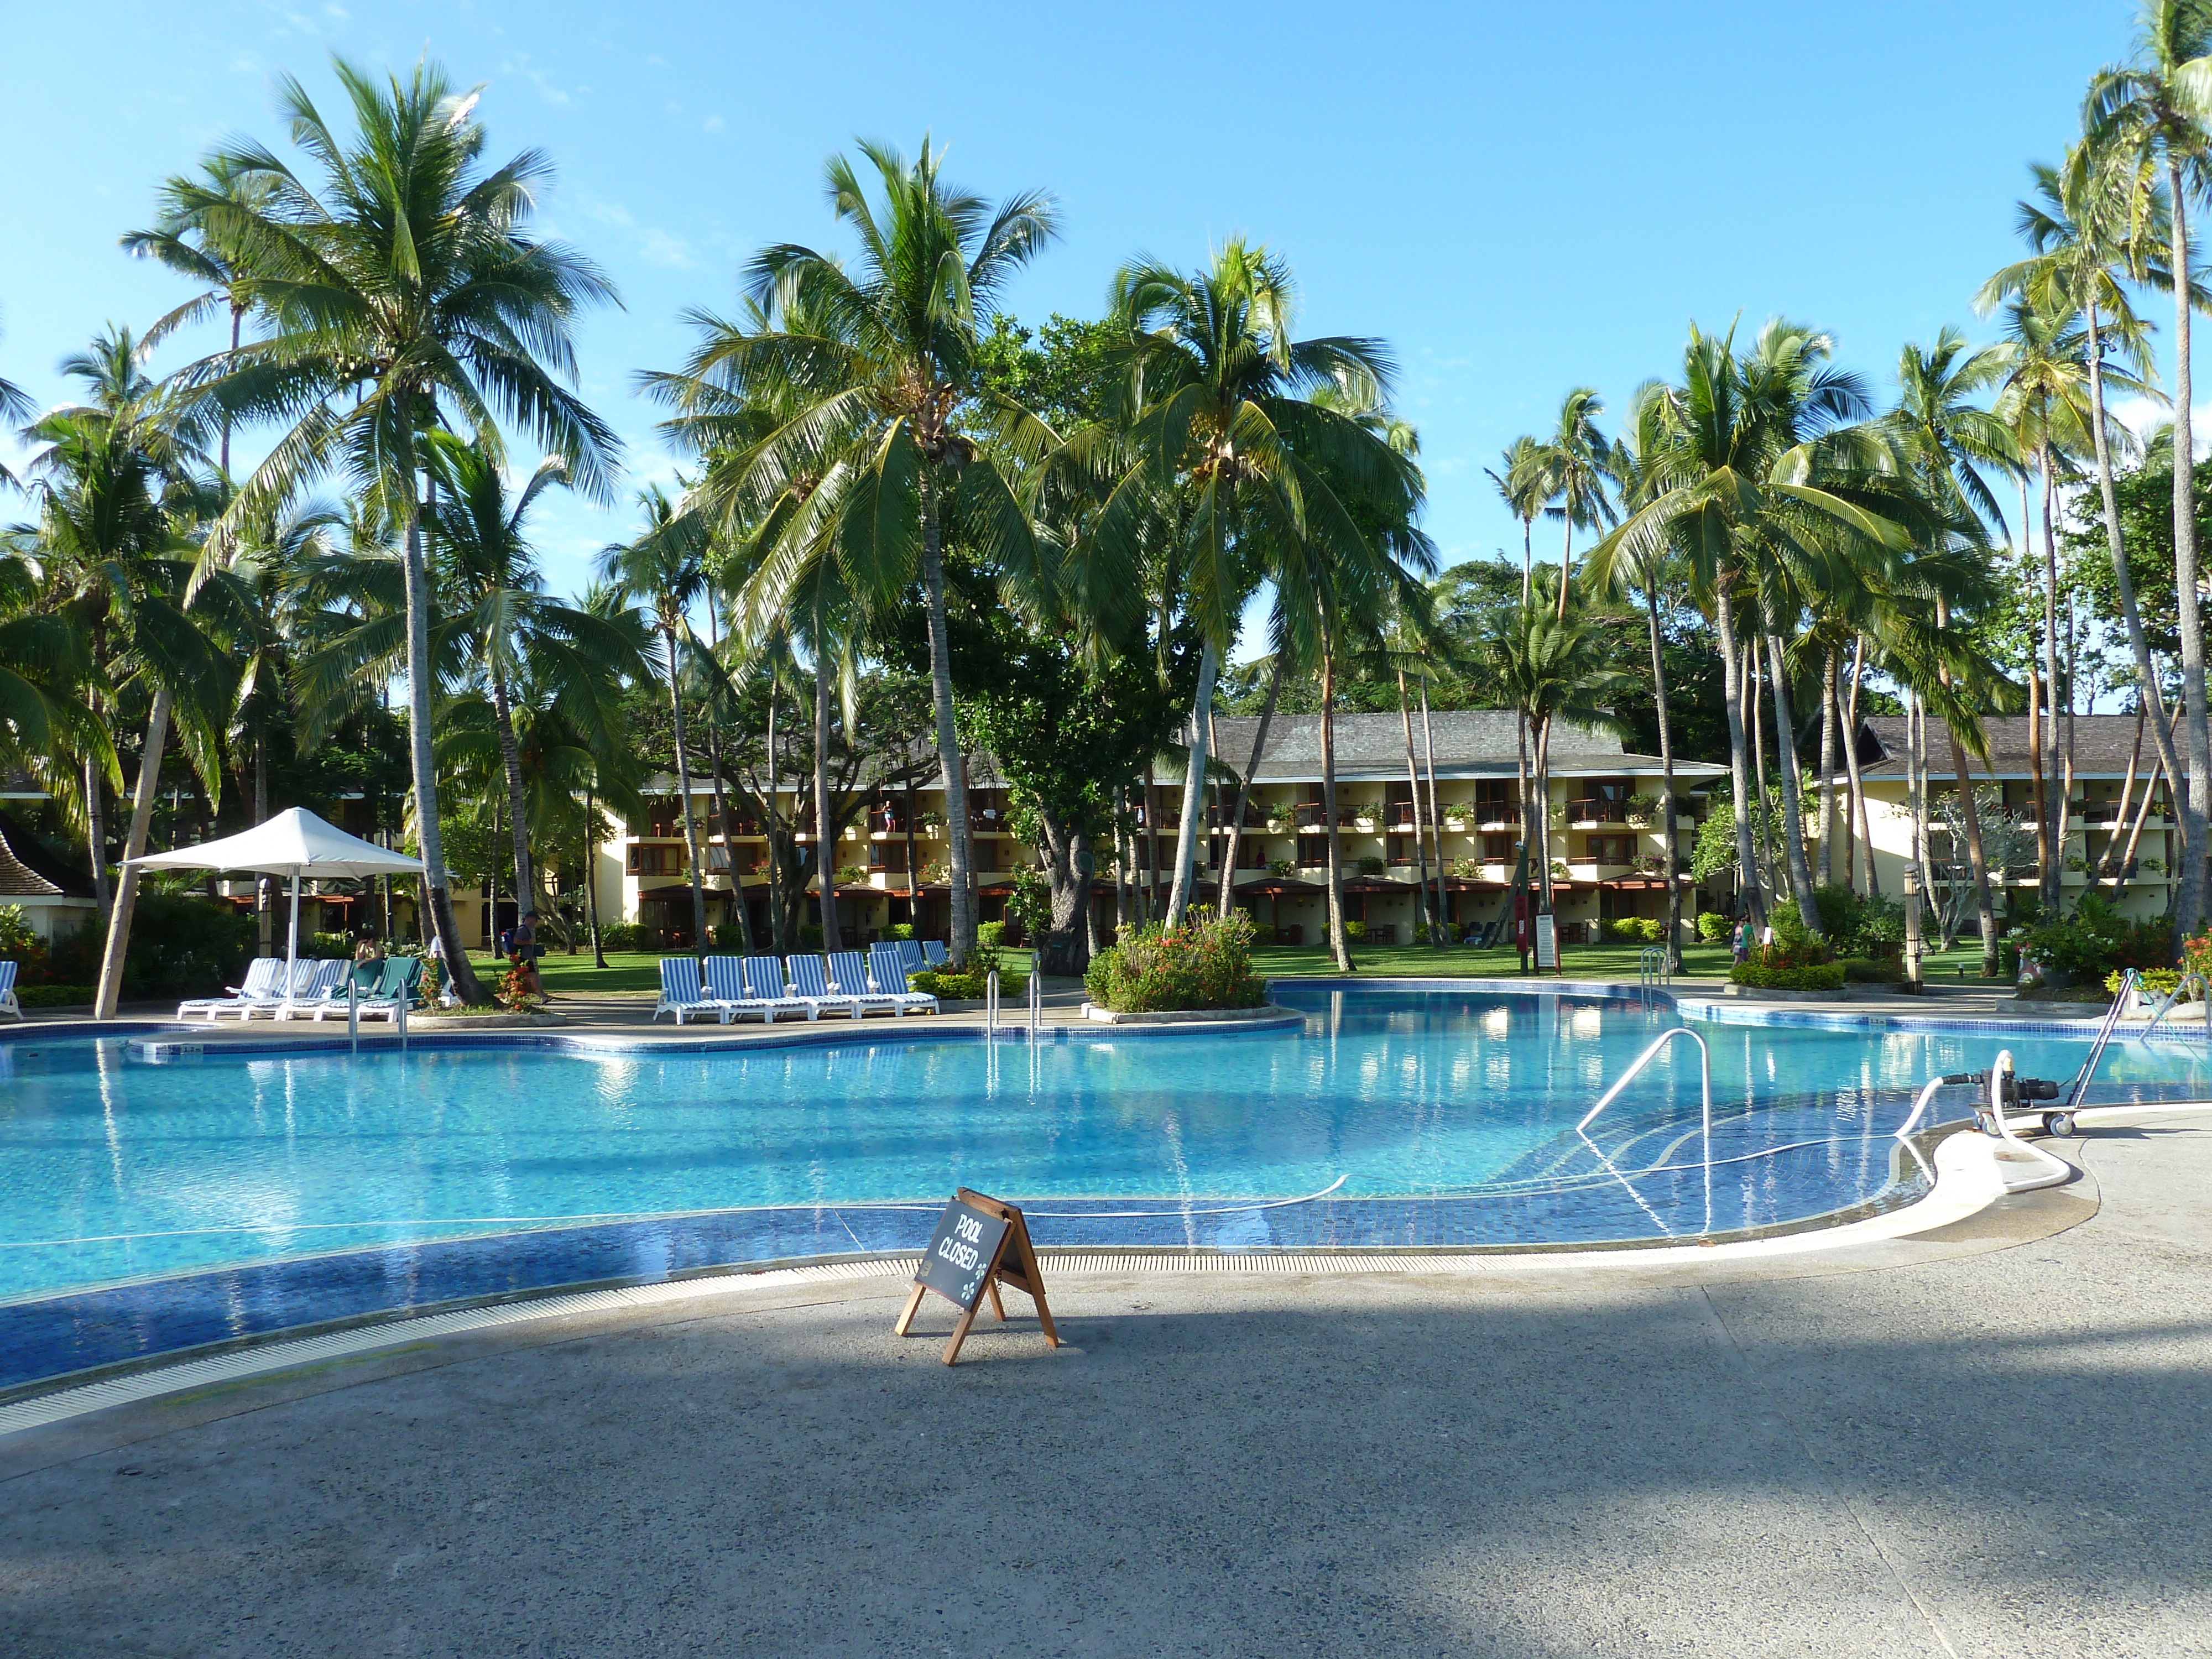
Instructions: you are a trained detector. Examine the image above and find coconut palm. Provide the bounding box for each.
[1531,388,1614,618]
[2087,1,2212,935]
[649,138,1057,958]
[428,434,648,933]
[168,56,620,1003]
[599,486,714,954]
[1590,321,1911,935]
[1085,241,1424,921]
[1485,436,1548,606]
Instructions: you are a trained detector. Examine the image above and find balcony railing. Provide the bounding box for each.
[1567,799,1628,823]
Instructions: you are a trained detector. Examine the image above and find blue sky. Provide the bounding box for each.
[0,0,2151,647]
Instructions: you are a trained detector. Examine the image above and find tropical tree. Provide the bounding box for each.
[1590,321,1912,936]
[599,486,713,953]
[1532,388,1613,618]
[169,56,621,1003]
[429,434,646,934]
[1084,239,1422,922]
[1484,436,1548,605]
[648,138,1058,959]
[2088,1,2212,936]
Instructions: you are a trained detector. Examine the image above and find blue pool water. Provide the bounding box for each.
[5,988,2210,1316]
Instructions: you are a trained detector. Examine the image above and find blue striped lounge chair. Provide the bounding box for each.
[741,956,818,1021]
[868,942,940,1015]
[654,957,722,1025]
[702,954,805,1023]
[896,939,929,982]
[240,958,323,1022]
[827,950,922,1017]
[275,959,351,1020]
[920,939,948,968]
[178,956,288,1022]
[785,953,872,1019]
[0,959,19,1022]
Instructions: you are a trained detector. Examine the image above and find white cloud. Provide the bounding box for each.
[702,114,725,134]
[500,55,579,109]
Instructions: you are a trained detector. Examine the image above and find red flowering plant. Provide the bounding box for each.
[1084,912,1269,1013]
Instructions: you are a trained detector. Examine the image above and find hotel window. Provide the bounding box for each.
[1585,834,1635,864]
[1482,833,1516,862]
[627,844,682,875]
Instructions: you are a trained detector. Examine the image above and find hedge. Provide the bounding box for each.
[1727,961,1845,992]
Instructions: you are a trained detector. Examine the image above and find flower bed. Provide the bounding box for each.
[1083,913,1269,1014]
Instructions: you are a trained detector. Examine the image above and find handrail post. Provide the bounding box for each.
[987,967,999,1041]
[1578,1023,1714,1233]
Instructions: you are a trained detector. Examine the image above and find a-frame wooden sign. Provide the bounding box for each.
[894,1188,1059,1366]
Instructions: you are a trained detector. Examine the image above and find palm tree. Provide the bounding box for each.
[1085,241,1418,924]
[1591,321,1911,936]
[171,56,620,1004]
[21,327,225,1016]
[599,486,713,954]
[1485,436,1548,606]
[429,434,646,935]
[1532,388,1613,618]
[651,138,1057,958]
[123,158,279,481]
[2088,2,2212,936]
[1981,140,2190,930]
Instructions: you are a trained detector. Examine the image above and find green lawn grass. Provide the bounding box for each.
[478,940,2008,997]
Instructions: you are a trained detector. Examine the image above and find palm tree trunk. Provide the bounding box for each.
[1420,676,1447,947]
[585,786,607,968]
[902,772,921,940]
[917,471,976,958]
[1818,647,1839,886]
[2093,706,2145,887]
[2027,651,2052,910]
[92,685,173,1019]
[401,492,480,1004]
[2038,451,2065,911]
[1647,588,1684,969]
[1751,641,1775,909]
[2115,724,2172,896]
[1556,515,1573,620]
[84,746,111,920]
[1936,597,1997,974]
[2168,161,2211,944]
[1764,633,1823,932]
[1846,635,1876,896]
[664,629,709,956]
[812,594,842,953]
[1166,640,1218,922]
[2086,293,2190,894]
[1536,714,1557,918]
[1396,670,1432,941]
[1714,581,1764,925]
[763,683,785,951]
[487,667,535,922]
[1521,517,1533,608]
[1321,646,1353,972]
[1219,656,1287,920]
[254,733,272,957]
[702,588,755,955]
[1144,764,1161,923]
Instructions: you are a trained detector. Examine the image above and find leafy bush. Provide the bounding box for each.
[2023,891,2173,980]
[1344,919,1366,942]
[1808,884,1902,958]
[911,946,1027,1001]
[2109,967,2185,998]
[977,920,1007,947]
[308,931,353,959]
[1696,912,1729,943]
[1355,855,1385,877]
[887,922,917,941]
[597,922,648,952]
[1840,957,1905,984]
[1267,857,1296,877]
[834,864,869,886]
[1604,917,1664,943]
[1083,912,1269,1013]
[1729,960,1846,991]
[1005,867,1052,937]
[19,984,93,1008]
[797,923,824,948]
[109,896,258,997]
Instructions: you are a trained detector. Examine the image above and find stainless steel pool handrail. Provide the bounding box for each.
[2138,971,2209,1041]
[2064,967,2139,1110]
[1638,947,1670,990]
[1027,962,1041,1042]
[1578,1025,1714,1235]
[986,968,1000,1040]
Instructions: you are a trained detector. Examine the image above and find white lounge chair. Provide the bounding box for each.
[0,960,19,1022]
[275,959,350,1020]
[869,942,941,1015]
[832,956,929,1022]
[702,954,805,1023]
[234,959,322,1021]
[178,956,287,1022]
[742,956,820,1021]
[654,957,722,1025]
[785,953,870,1019]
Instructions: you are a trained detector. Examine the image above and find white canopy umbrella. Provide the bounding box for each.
[127,806,422,980]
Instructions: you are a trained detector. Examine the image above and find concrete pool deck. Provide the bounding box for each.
[3,1110,2208,1656]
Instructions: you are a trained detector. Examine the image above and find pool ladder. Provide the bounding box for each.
[1578,1026,1713,1235]
[1637,947,1671,999]
[983,966,1044,1044]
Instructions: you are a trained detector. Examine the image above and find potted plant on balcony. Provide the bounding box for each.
[915,810,946,837]
[1624,793,1658,827]
[835,864,869,886]
[1265,812,1290,835]
[1356,854,1386,877]
[1266,855,1296,877]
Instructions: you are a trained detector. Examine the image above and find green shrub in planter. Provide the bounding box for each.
[597,922,647,952]
[1083,912,1268,1013]
[1728,960,1846,991]
[1344,919,1366,941]
[797,924,824,948]
[1696,911,1730,942]
[888,922,916,941]
[911,947,1026,1000]
[1840,957,1905,984]
[977,920,1007,948]
[2109,966,2184,997]
[1355,855,1385,877]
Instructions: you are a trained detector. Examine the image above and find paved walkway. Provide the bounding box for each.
[3,1113,2208,1656]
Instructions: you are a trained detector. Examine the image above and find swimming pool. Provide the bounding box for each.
[3,985,2208,1391]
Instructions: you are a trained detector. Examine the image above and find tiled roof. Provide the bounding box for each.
[1858,713,2182,781]
[0,826,62,897]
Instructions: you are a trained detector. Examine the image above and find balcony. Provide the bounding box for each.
[1566,799,1629,826]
